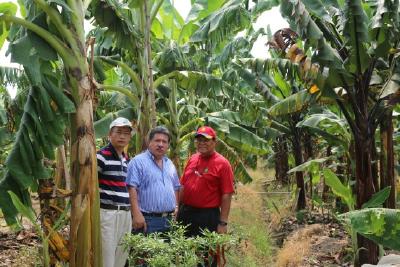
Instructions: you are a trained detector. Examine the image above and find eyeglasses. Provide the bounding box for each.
[112,130,131,136]
[194,138,213,143]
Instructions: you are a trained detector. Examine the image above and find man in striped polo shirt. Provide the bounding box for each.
[127,126,180,234]
[97,117,133,267]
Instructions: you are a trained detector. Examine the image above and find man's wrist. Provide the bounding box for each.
[218,220,228,226]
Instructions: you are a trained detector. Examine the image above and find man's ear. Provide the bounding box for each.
[107,130,112,141]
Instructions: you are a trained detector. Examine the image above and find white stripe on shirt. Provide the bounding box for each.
[100,188,130,198]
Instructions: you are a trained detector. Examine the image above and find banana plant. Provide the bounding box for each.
[341,208,400,252]
[279,0,400,265]
[288,157,330,209]
[238,56,322,210]
[0,0,103,265]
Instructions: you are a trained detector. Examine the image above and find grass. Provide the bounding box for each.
[12,246,41,267]
[226,168,275,266]
[275,224,323,267]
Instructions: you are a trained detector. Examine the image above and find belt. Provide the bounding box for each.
[181,205,219,212]
[142,211,174,217]
[100,203,130,211]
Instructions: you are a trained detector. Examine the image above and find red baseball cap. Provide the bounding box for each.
[195,126,216,139]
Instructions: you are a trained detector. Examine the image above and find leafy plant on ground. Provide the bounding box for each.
[122,222,241,267]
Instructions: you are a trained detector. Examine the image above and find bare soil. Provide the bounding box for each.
[0,225,39,267]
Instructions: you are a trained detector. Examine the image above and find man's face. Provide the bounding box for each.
[148,133,170,159]
[195,136,216,156]
[109,126,132,151]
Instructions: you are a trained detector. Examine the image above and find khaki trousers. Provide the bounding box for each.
[100,209,132,267]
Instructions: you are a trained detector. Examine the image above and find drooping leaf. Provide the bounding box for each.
[156,0,184,40]
[1,71,72,224]
[302,0,333,24]
[296,112,351,148]
[268,90,315,116]
[0,126,12,145]
[216,138,252,184]
[207,116,269,155]
[250,0,280,18]
[288,157,328,173]
[323,168,354,210]
[90,0,143,51]
[0,2,18,48]
[362,186,391,209]
[341,208,400,250]
[380,55,400,99]
[173,70,225,97]
[0,175,30,227]
[190,0,251,50]
[26,13,58,61]
[186,0,225,23]
[8,191,37,225]
[342,0,371,74]
[8,36,36,66]
[370,0,399,58]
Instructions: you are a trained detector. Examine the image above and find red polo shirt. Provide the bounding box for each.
[180,152,234,208]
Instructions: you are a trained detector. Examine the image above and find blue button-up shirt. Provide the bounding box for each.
[126,150,180,213]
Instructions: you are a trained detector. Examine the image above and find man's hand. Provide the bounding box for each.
[173,206,179,221]
[217,224,228,234]
[132,211,147,232]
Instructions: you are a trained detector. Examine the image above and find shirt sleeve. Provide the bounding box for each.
[180,156,194,186]
[96,153,105,173]
[220,160,235,194]
[126,157,141,188]
[170,162,181,191]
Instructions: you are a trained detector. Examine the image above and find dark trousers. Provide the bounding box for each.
[177,205,220,236]
[177,205,220,267]
[132,215,172,234]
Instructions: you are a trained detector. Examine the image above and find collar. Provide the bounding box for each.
[106,143,127,159]
[199,151,216,159]
[145,149,167,162]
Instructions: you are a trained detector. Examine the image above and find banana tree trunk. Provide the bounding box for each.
[322,146,331,202]
[303,133,313,205]
[379,111,395,208]
[136,0,157,152]
[273,135,289,185]
[354,132,378,266]
[69,74,102,267]
[292,128,306,210]
[144,0,156,128]
[0,2,101,266]
[371,141,379,192]
[168,80,181,175]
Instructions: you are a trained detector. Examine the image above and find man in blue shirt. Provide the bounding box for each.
[126,126,180,233]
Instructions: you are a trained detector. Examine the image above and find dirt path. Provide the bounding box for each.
[227,168,352,267]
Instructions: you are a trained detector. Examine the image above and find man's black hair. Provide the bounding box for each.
[148,126,171,142]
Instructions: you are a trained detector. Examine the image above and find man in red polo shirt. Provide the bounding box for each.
[178,126,234,237]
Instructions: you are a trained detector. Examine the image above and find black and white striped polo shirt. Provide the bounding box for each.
[97,143,130,208]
